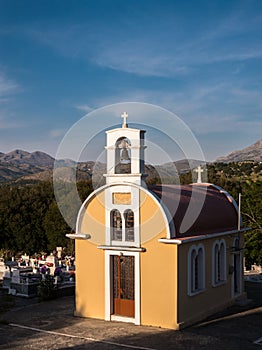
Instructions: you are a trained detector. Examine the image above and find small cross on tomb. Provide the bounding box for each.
[195,165,203,184]
[121,112,128,128]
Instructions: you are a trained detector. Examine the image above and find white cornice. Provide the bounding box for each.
[106,128,146,133]
[66,233,91,240]
[105,145,147,150]
[158,228,250,245]
[98,245,146,252]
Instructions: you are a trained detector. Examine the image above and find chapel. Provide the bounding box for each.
[67,113,248,329]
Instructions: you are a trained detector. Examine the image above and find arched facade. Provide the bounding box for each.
[69,113,248,330]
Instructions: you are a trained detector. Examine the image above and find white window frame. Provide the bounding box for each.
[110,209,123,242]
[105,185,140,247]
[124,209,135,242]
[212,239,227,287]
[188,244,205,296]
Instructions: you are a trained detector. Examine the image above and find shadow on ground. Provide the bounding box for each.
[0,282,261,350]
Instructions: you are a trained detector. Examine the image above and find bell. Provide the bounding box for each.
[120,148,131,164]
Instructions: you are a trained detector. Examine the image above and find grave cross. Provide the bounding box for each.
[195,165,203,184]
[121,112,128,128]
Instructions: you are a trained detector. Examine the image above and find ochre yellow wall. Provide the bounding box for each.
[79,192,106,246]
[75,192,105,319]
[74,185,244,329]
[75,240,105,319]
[140,191,179,329]
[178,234,245,328]
[75,188,179,328]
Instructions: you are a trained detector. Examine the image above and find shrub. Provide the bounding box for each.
[38,275,57,301]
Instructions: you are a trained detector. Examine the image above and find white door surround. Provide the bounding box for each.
[104,250,141,325]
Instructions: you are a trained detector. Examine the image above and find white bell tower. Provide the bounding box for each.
[104,112,147,187]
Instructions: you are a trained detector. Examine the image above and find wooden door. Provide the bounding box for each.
[113,255,135,317]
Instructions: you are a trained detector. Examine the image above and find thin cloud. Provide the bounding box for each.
[0,73,20,129]
[0,73,18,97]
[49,128,68,138]
[0,115,26,129]
[75,104,94,113]
[88,10,262,75]
[20,7,262,78]
[89,81,261,137]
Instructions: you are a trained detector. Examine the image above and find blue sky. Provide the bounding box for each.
[0,0,261,162]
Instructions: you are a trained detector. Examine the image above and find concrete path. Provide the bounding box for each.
[0,282,261,350]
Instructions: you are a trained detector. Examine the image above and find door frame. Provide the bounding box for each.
[231,237,242,298]
[105,250,140,325]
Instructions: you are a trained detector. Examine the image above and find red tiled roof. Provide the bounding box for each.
[149,183,239,238]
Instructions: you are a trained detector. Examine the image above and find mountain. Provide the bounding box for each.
[0,150,55,182]
[216,139,262,163]
[0,149,55,167]
[1,140,261,183]
[0,150,101,183]
[0,149,204,183]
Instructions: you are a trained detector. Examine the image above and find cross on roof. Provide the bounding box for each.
[194,165,203,183]
[121,112,128,128]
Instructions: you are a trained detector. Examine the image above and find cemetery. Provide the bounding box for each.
[244,263,262,283]
[0,249,75,298]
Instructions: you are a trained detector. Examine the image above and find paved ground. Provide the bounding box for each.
[0,282,261,350]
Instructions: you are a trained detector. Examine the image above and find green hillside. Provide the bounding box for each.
[0,162,261,267]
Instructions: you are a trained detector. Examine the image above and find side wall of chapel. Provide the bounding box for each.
[177,233,245,328]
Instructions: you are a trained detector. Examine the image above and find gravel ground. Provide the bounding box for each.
[0,282,261,350]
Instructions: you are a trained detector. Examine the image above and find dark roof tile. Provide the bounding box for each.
[149,183,239,237]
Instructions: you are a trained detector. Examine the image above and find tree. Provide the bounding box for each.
[0,182,53,254]
[43,202,70,251]
[241,181,262,267]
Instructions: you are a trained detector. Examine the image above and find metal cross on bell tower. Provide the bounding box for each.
[121,112,128,128]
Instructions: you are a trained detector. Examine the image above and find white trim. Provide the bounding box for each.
[105,127,146,178]
[66,233,91,240]
[106,127,146,133]
[75,186,107,235]
[105,185,140,247]
[104,250,140,325]
[105,250,111,321]
[212,239,227,287]
[208,184,240,220]
[76,182,171,243]
[105,146,147,150]
[110,315,136,323]
[149,191,175,238]
[188,243,205,296]
[98,245,146,252]
[231,236,242,298]
[104,173,144,177]
[158,238,182,245]
[158,228,249,245]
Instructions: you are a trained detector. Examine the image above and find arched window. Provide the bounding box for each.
[111,210,122,241]
[124,209,134,242]
[115,137,131,174]
[212,239,226,286]
[188,244,205,296]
